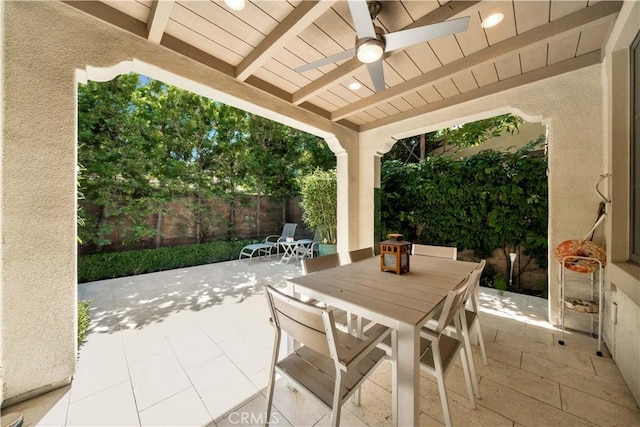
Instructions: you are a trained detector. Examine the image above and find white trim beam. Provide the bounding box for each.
[292,1,480,105]
[235,1,335,81]
[331,1,622,121]
[361,50,602,133]
[147,0,174,44]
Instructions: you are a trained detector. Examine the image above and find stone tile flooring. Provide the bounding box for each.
[5,257,639,426]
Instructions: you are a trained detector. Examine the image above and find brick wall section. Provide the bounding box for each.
[79,195,307,254]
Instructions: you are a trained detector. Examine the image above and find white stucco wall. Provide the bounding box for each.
[2,3,80,402]
[602,0,640,405]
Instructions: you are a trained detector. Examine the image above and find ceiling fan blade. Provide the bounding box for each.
[295,48,356,73]
[366,60,385,93]
[383,16,470,52]
[348,0,376,40]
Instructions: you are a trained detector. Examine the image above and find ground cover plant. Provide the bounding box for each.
[78,239,252,282]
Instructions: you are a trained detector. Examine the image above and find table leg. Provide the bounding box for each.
[280,243,296,264]
[286,281,298,391]
[392,324,420,426]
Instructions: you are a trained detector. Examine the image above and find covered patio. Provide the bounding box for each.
[5,257,639,426]
[2,0,640,424]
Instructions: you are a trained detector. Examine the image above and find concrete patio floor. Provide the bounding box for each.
[5,256,639,426]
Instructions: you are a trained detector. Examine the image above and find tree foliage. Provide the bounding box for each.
[381,138,548,269]
[385,114,523,163]
[298,169,337,244]
[78,73,334,250]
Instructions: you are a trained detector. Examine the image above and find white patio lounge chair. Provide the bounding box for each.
[264,222,297,255]
[294,229,321,260]
[238,223,297,261]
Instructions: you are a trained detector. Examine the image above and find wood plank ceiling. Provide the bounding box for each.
[66,0,622,132]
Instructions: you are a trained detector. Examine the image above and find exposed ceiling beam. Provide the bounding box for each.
[63,1,147,38]
[64,0,346,127]
[292,1,480,105]
[331,0,622,122]
[361,50,602,133]
[147,1,174,44]
[235,1,335,81]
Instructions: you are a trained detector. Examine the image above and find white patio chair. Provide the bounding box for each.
[451,260,488,366]
[301,254,350,328]
[422,261,487,401]
[419,277,477,427]
[412,244,457,260]
[348,247,374,263]
[264,223,297,255]
[294,229,321,260]
[302,253,340,275]
[264,286,390,427]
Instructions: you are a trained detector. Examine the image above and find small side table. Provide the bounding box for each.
[280,241,299,264]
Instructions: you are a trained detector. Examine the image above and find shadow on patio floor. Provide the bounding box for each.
[6,258,639,426]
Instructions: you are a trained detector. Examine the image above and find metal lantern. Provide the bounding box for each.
[380,234,411,275]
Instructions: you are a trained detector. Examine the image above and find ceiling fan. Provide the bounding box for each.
[295,0,470,93]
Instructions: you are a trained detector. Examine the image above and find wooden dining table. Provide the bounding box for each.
[287,255,479,427]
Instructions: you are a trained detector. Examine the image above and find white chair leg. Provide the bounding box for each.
[265,337,280,427]
[458,347,477,410]
[331,376,343,427]
[351,315,363,406]
[476,320,488,365]
[461,317,481,399]
[436,375,453,427]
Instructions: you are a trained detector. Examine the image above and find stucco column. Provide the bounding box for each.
[358,139,394,251]
[326,126,359,261]
[325,128,389,259]
[1,1,78,404]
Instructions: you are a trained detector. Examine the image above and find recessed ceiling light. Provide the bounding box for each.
[481,12,504,29]
[224,0,245,11]
[348,82,362,90]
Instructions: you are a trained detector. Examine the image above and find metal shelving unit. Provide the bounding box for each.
[557,255,604,357]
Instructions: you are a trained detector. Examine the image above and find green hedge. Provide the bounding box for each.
[78,240,253,283]
[381,143,548,265]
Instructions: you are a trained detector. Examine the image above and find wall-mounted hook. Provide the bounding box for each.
[596,174,611,204]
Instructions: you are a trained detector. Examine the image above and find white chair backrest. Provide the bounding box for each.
[433,277,469,333]
[302,253,340,275]
[349,247,374,263]
[413,244,457,260]
[277,223,297,243]
[464,260,486,309]
[265,286,334,357]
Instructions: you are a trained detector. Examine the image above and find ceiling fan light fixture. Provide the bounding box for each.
[224,0,245,11]
[481,13,504,29]
[356,38,384,63]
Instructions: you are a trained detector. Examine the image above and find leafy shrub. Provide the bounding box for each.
[493,275,508,294]
[299,169,337,244]
[78,240,252,282]
[381,142,548,266]
[77,300,91,348]
[480,262,498,288]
